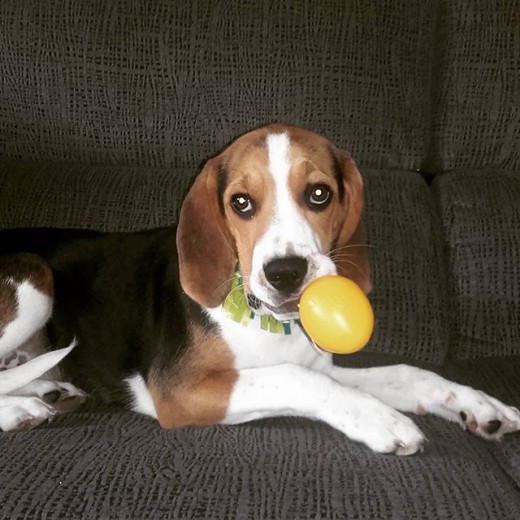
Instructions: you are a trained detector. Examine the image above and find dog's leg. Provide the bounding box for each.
[323,363,520,440]
[1,344,87,431]
[12,378,87,411]
[221,364,426,455]
[0,395,58,431]
[0,254,81,431]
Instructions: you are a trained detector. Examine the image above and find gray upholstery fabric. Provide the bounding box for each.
[1,358,519,519]
[0,161,450,364]
[432,170,520,358]
[0,160,190,232]
[426,0,520,171]
[361,170,449,365]
[0,0,435,171]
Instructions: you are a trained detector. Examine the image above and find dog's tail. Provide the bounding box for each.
[0,340,77,394]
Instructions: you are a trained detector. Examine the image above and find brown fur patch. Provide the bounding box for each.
[0,253,53,296]
[220,141,275,281]
[177,161,237,307]
[149,323,237,428]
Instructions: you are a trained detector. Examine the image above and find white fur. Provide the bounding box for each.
[222,363,425,455]
[0,280,52,357]
[127,291,520,454]
[125,373,158,418]
[0,395,57,431]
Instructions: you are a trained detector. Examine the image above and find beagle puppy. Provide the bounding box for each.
[1,124,519,454]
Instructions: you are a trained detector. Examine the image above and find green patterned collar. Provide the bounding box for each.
[222,267,294,335]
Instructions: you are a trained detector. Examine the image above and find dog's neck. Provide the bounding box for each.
[221,266,295,335]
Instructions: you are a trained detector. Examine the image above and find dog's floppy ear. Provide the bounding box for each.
[177,158,236,307]
[332,149,372,294]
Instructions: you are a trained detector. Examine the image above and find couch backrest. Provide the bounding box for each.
[426,0,520,171]
[0,0,436,171]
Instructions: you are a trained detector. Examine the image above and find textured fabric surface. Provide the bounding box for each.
[0,0,435,171]
[0,161,450,364]
[1,358,520,520]
[432,170,520,358]
[359,170,450,365]
[426,0,520,171]
[442,357,520,498]
[0,160,191,232]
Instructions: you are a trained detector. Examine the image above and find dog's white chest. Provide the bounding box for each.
[206,307,328,370]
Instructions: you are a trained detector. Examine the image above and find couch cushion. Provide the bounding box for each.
[426,0,520,171]
[0,0,436,170]
[1,393,520,519]
[353,170,450,365]
[432,170,520,358]
[0,160,190,231]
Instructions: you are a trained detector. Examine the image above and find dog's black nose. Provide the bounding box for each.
[263,256,308,293]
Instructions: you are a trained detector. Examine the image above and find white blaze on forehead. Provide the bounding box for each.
[267,133,291,187]
[257,133,319,257]
[266,133,306,233]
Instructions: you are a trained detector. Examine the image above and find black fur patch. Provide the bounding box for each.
[0,227,213,407]
[329,147,346,203]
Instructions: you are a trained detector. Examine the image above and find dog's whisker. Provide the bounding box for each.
[213,275,239,293]
[329,257,366,277]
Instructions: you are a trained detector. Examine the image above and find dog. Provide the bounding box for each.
[1,124,519,454]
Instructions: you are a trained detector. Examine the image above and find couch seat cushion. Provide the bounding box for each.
[1,379,520,520]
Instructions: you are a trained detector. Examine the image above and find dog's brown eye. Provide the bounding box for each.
[306,184,332,210]
[231,194,255,218]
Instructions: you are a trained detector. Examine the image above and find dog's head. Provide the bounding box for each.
[177,124,371,319]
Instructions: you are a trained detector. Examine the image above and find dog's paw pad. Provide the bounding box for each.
[451,390,520,440]
[485,419,503,435]
[459,411,478,433]
[43,390,62,404]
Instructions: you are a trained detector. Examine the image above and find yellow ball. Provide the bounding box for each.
[299,275,374,354]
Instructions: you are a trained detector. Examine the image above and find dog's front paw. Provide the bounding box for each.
[331,400,426,456]
[0,395,56,432]
[363,407,426,456]
[442,388,520,440]
[10,379,87,412]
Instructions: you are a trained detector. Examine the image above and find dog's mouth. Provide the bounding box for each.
[247,293,300,319]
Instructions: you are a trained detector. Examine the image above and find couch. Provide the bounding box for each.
[1,0,519,518]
